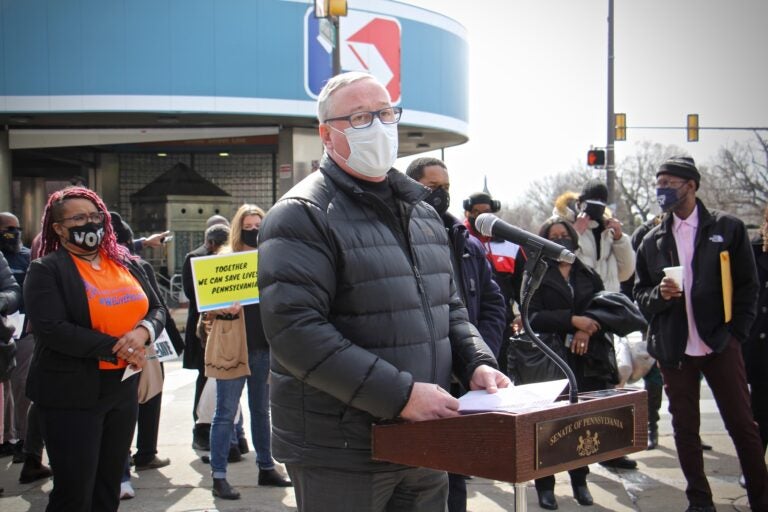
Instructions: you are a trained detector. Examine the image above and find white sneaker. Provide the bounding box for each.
[120,481,135,500]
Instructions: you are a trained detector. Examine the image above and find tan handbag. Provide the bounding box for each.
[204,314,250,380]
[138,344,164,404]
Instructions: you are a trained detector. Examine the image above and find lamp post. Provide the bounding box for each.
[606,0,616,205]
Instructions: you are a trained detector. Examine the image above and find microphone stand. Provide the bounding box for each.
[519,244,579,404]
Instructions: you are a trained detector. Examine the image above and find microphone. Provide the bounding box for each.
[475,213,576,264]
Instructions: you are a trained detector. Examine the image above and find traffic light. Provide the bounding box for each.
[587,149,606,167]
[687,114,699,142]
[614,113,626,141]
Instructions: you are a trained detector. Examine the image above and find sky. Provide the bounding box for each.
[394,0,768,217]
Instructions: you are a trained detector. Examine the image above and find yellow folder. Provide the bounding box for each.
[720,251,732,323]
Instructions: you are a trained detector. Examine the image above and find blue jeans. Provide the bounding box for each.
[210,349,274,478]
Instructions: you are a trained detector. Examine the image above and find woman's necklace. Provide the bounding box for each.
[71,250,101,269]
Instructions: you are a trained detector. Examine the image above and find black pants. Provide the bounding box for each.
[750,380,768,453]
[40,371,139,512]
[286,464,448,512]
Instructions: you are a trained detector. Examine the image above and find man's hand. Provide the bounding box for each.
[659,277,683,300]
[400,382,460,421]
[142,231,171,249]
[469,364,511,393]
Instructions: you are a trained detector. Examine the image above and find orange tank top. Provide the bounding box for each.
[71,252,149,370]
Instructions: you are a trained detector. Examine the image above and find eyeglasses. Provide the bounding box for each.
[325,107,403,129]
[56,212,106,225]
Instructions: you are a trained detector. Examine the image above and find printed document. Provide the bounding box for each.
[458,379,569,414]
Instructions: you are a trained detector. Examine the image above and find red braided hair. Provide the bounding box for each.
[39,186,133,265]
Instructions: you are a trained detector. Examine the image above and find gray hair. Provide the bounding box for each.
[317,71,379,123]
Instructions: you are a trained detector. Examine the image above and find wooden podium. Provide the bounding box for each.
[372,388,647,484]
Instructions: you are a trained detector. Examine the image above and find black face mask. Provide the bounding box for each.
[67,222,104,251]
[241,228,259,248]
[582,201,606,223]
[0,228,21,253]
[551,237,577,253]
[424,187,450,216]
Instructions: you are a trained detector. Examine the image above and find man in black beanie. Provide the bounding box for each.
[635,156,768,512]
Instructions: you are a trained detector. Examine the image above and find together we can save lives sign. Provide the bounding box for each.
[190,250,259,312]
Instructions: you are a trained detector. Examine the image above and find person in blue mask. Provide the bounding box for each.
[635,156,768,512]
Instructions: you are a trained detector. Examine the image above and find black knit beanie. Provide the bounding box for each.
[579,179,608,203]
[657,156,700,190]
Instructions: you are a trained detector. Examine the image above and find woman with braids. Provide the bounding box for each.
[24,187,165,512]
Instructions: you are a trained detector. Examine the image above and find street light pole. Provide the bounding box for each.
[606,0,616,205]
[332,16,341,76]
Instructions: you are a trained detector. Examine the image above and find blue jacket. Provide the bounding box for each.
[444,213,506,357]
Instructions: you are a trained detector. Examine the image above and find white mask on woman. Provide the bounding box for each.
[331,119,398,178]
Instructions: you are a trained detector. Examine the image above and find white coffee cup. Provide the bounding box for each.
[663,265,684,291]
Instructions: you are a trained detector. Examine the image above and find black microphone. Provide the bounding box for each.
[475,213,576,264]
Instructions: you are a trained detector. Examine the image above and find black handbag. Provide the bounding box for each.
[506,332,567,385]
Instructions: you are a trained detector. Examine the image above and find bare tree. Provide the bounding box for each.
[614,141,685,233]
[703,130,768,227]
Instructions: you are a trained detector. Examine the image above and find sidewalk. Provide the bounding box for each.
[0,360,754,511]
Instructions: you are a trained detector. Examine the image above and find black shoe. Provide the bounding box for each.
[134,455,171,471]
[701,441,713,451]
[19,456,53,484]
[599,456,637,470]
[227,445,242,463]
[0,441,14,457]
[685,505,716,512]
[192,425,211,451]
[238,437,250,455]
[258,468,293,487]
[537,489,558,510]
[212,478,241,500]
[647,429,659,450]
[12,441,25,463]
[572,484,593,506]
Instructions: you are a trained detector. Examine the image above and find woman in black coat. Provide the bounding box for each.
[524,218,609,510]
[24,187,165,512]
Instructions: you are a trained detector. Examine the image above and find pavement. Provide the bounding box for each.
[0,356,758,511]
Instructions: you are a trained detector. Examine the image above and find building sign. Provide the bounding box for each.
[305,8,401,103]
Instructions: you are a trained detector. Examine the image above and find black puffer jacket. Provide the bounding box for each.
[635,199,758,368]
[258,155,496,470]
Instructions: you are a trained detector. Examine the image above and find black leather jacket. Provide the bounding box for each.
[258,155,496,470]
[635,199,758,368]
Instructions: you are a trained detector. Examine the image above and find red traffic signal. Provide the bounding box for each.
[587,149,605,167]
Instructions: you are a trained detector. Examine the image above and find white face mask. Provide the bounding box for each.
[330,119,398,178]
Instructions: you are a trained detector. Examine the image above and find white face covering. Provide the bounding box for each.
[330,119,399,178]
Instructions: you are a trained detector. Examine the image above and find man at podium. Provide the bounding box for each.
[258,71,509,512]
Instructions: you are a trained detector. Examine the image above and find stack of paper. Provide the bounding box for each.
[458,379,569,414]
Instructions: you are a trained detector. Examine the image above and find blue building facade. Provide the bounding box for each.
[0,0,469,273]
